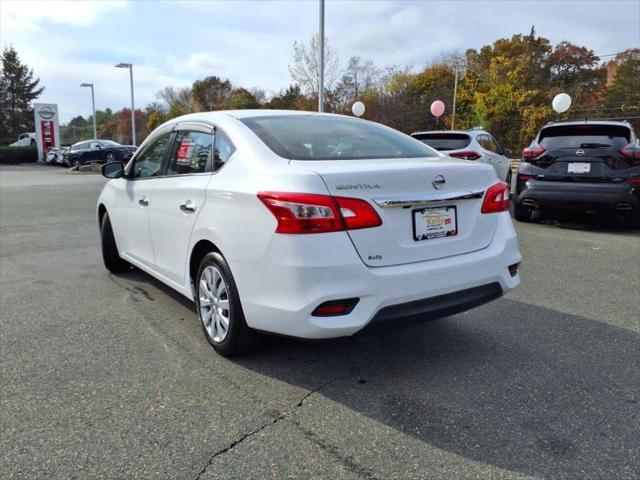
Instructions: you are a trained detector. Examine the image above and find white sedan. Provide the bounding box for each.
[411,129,513,184]
[98,111,521,356]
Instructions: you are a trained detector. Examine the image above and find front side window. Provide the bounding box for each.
[90,141,101,149]
[132,133,172,179]
[241,115,438,160]
[166,131,213,175]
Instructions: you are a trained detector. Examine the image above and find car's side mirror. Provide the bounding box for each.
[102,161,125,179]
[503,148,512,158]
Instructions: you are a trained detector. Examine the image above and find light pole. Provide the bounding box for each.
[318,0,325,112]
[80,83,97,139]
[115,62,136,145]
[451,66,459,130]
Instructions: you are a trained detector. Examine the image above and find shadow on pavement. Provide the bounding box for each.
[233,298,639,479]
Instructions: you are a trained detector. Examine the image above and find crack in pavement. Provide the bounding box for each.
[193,371,355,480]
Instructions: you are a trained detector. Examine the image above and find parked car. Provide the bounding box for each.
[411,128,512,184]
[9,133,36,147]
[514,120,640,225]
[66,139,134,167]
[45,147,66,165]
[97,110,521,356]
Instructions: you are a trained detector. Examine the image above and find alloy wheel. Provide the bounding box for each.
[199,266,230,343]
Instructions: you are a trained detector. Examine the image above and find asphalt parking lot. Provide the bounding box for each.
[1,163,638,480]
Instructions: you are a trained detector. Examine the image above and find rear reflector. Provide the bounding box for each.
[481,182,510,214]
[449,151,481,160]
[508,263,519,277]
[312,298,359,317]
[257,192,381,234]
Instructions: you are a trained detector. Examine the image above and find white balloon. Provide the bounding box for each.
[552,93,572,113]
[352,101,365,117]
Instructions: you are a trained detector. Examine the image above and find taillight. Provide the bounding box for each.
[522,142,545,161]
[620,142,640,160]
[449,151,481,160]
[626,177,640,186]
[481,182,510,214]
[257,192,382,234]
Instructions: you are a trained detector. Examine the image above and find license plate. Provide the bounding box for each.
[568,162,590,174]
[413,206,458,241]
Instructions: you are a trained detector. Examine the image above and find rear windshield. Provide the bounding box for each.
[240,115,438,160]
[411,133,471,151]
[539,125,631,149]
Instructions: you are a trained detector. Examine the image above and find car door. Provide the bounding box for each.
[114,130,173,268]
[147,123,215,286]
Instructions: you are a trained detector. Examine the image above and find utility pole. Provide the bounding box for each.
[451,66,459,130]
[318,0,325,112]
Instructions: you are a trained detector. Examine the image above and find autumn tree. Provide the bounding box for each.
[0,46,44,139]
[191,76,233,111]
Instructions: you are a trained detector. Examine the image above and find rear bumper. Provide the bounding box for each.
[517,180,640,212]
[232,212,521,339]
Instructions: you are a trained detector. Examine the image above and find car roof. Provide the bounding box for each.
[541,119,632,128]
[411,130,479,136]
[169,109,350,124]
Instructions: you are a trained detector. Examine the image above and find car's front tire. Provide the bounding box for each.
[100,212,131,273]
[105,152,116,163]
[196,252,257,356]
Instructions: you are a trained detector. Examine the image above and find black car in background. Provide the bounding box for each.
[514,120,640,225]
[65,139,136,167]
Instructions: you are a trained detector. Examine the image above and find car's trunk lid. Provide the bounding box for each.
[293,158,499,267]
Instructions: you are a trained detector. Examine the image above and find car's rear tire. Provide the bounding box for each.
[513,202,533,222]
[101,213,131,273]
[196,252,257,356]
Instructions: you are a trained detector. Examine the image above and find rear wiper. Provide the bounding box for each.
[579,143,611,148]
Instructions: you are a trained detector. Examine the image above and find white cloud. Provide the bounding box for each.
[1,0,127,32]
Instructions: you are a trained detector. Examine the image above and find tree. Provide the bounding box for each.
[602,57,640,131]
[0,46,44,139]
[288,33,339,98]
[157,86,194,118]
[547,41,606,110]
[191,76,233,111]
[334,56,380,111]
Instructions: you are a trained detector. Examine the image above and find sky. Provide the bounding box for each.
[1,0,639,123]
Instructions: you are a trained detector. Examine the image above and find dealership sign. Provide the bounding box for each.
[33,103,61,161]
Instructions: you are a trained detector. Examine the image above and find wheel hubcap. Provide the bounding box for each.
[198,266,230,343]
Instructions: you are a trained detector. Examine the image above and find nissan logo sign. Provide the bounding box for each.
[38,105,55,120]
[432,174,446,190]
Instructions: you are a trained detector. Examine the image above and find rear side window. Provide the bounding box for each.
[478,134,499,153]
[411,133,470,151]
[214,130,236,169]
[166,131,212,175]
[241,115,437,160]
[539,125,631,149]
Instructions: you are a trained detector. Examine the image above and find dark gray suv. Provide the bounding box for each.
[514,120,640,225]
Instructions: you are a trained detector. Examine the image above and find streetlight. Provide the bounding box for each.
[80,83,97,139]
[318,0,325,112]
[115,62,136,145]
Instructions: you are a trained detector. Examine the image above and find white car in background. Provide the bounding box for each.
[97,110,521,356]
[411,128,513,184]
[9,132,36,147]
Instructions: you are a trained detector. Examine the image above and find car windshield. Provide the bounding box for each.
[411,133,471,151]
[240,115,438,160]
[539,125,631,149]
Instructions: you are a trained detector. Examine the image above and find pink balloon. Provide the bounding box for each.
[430,100,445,118]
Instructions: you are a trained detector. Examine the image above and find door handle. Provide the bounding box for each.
[180,201,196,213]
[138,198,149,207]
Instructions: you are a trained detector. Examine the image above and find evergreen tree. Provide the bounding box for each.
[0,46,44,138]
